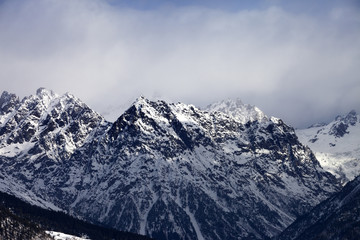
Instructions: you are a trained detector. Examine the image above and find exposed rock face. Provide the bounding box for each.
[0,90,340,240]
[0,91,20,115]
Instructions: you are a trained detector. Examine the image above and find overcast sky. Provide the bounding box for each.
[0,0,359,128]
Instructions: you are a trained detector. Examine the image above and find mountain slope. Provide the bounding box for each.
[0,91,341,240]
[296,110,360,184]
[276,175,360,240]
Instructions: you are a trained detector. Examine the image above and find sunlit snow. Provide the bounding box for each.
[46,231,90,240]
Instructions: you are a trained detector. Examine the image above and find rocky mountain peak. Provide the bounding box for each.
[33,88,59,107]
[0,91,19,114]
[0,89,109,161]
[0,91,18,104]
[133,95,150,106]
[107,97,203,155]
[329,110,358,138]
[345,109,357,126]
[334,109,358,125]
[36,87,57,98]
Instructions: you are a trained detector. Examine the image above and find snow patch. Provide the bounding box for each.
[0,142,35,157]
[184,206,205,240]
[46,231,90,240]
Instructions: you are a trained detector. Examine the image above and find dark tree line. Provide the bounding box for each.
[0,205,53,240]
[0,191,153,240]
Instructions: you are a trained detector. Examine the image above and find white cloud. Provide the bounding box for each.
[0,0,359,127]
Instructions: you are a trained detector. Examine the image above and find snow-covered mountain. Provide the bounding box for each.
[0,88,110,208]
[276,175,360,240]
[0,88,109,160]
[0,89,341,240]
[296,110,360,184]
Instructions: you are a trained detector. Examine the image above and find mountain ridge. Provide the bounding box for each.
[0,89,341,240]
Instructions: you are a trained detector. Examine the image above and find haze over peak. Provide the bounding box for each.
[0,0,359,128]
[206,98,267,124]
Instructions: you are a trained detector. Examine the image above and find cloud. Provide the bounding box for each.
[0,0,359,127]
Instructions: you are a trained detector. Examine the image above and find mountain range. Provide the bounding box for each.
[0,88,355,240]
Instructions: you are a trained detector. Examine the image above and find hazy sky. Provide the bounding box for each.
[0,0,359,128]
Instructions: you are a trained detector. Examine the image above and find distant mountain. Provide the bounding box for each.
[0,89,340,240]
[0,190,153,240]
[205,98,267,124]
[296,110,360,184]
[276,175,360,240]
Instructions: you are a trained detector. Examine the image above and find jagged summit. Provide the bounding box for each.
[0,91,18,104]
[36,87,58,98]
[206,98,267,124]
[0,91,19,114]
[0,88,109,160]
[335,109,357,126]
[108,96,207,152]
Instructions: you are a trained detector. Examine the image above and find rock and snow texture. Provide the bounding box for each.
[276,175,360,240]
[0,88,109,160]
[296,110,360,184]
[0,88,110,208]
[46,231,90,240]
[0,90,341,240]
